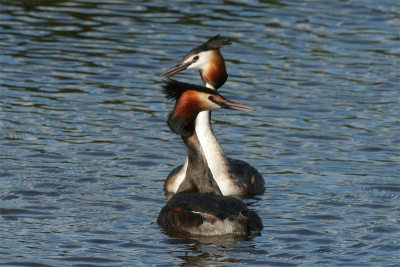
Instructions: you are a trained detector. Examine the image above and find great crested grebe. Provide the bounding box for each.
[157,79,263,235]
[160,35,265,196]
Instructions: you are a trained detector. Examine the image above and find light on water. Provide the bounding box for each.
[1,1,399,266]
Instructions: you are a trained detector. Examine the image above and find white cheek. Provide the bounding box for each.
[208,102,221,110]
[201,95,221,110]
[187,52,212,70]
[187,63,197,70]
[188,59,206,70]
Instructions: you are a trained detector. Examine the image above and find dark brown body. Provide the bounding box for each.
[165,157,265,197]
[157,192,263,235]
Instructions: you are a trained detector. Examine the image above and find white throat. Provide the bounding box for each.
[195,110,229,175]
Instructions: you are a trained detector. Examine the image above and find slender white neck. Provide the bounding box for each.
[196,83,227,167]
[174,82,238,196]
[194,83,235,194]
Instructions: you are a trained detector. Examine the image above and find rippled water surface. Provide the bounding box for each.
[1,0,399,266]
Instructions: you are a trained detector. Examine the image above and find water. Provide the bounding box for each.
[0,0,399,266]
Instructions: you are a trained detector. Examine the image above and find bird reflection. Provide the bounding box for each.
[160,229,258,266]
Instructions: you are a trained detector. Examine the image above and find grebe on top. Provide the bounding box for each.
[157,79,263,235]
[160,35,265,196]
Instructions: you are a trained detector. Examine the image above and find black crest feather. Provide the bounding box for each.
[162,78,219,102]
[162,79,221,137]
[182,35,232,61]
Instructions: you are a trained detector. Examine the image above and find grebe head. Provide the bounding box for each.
[160,35,231,89]
[162,79,253,137]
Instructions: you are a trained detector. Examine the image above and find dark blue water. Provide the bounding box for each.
[1,1,399,266]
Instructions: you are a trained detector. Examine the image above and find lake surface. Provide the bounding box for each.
[1,0,399,266]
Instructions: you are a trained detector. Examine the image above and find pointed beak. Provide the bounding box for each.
[159,60,195,77]
[215,100,254,112]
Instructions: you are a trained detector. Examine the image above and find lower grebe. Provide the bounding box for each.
[157,79,263,235]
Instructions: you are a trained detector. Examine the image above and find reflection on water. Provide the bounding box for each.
[1,0,399,266]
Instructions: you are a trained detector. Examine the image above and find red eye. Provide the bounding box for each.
[208,96,213,100]
[193,55,199,60]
